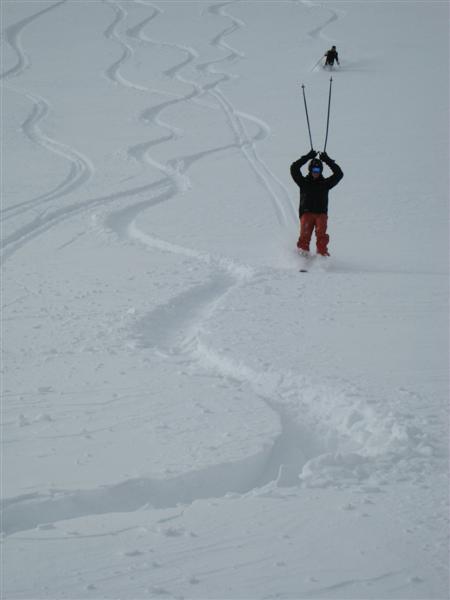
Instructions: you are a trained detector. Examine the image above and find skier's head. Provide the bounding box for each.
[309,158,323,178]
[332,45,336,50]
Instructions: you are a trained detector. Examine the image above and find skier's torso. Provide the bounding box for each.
[299,176,333,216]
[290,156,343,218]
[326,49,338,63]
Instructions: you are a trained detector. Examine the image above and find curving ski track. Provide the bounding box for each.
[198,1,297,226]
[103,0,148,91]
[1,1,430,537]
[1,0,95,241]
[0,0,66,81]
[2,88,94,224]
[101,0,424,531]
[1,0,295,259]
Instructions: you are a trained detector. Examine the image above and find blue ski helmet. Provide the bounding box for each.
[308,158,323,173]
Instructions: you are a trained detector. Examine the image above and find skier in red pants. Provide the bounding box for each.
[290,149,343,256]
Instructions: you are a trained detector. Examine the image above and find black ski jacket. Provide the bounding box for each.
[290,154,343,217]
[325,49,339,64]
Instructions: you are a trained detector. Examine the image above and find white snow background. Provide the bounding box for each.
[1,1,449,599]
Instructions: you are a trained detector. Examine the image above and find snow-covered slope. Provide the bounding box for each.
[2,1,449,598]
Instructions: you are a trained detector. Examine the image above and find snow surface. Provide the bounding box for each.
[1,1,449,598]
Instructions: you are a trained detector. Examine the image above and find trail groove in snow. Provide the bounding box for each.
[101,0,435,518]
[0,0,295,259]
[124,0,296,224]
[120,220,433,510]
[131,270,236,354]
[303,1,340,43]
[2,1,448,596]
[2,88,94,224]
[2,4,436,522]
[198,1,297,225]
[103,0,147,91]
[0,0,66,80]
[2,446,276,536]
[1,178,167,261]
[1,0,94,249]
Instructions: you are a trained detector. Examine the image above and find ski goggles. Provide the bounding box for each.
[311,166,322,173]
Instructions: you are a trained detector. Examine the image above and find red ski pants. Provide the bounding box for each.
[297,213,329,255]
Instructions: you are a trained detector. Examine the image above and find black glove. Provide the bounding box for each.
[319,151,333,163]
[306,149,317,159]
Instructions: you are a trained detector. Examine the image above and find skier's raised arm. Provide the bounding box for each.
[290,149,317,186]
[319,151,343,188]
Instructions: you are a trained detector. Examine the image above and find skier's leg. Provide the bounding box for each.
[315,214,330,255]
[297,213,315,252]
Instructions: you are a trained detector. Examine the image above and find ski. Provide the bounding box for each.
[298,251,311,272]
[298,253,330,272]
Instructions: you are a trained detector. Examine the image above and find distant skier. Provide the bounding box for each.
[290,149,343,257]
[324,46,340,68]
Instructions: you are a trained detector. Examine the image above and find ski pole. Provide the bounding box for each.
[323,77,333,152]
[301,84,314,150]
[311,55,324,71]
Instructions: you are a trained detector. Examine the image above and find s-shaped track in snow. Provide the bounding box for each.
[1,2,432,537]
[104,1,427,513]
[1,1,94,234]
